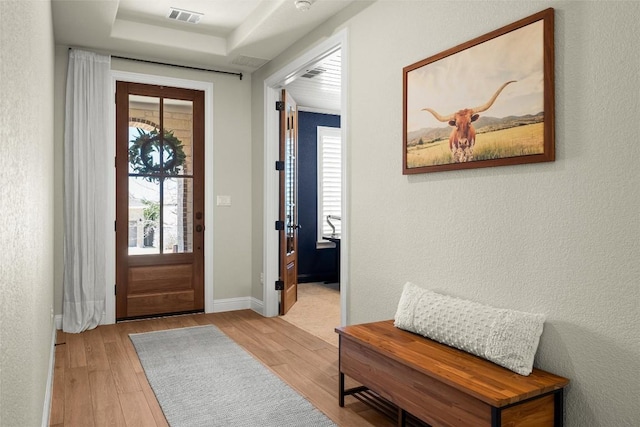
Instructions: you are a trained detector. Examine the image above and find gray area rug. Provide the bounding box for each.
[129,325,336,427]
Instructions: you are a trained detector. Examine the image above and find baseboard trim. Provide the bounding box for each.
[210,296,265,316]
[210,296,248,313]
[42,320,57,427]
[250,297,264,315]
[54,314,62,330]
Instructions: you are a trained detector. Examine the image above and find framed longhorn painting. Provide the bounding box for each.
[403,8,555,174]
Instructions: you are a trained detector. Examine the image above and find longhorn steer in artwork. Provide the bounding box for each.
[422,80,516,163]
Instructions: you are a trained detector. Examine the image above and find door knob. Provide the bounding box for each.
[196,225,203,232]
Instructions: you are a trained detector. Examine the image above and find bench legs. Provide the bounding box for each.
[397,408,406,427]
[339,371,368,407]
[554,389,564,427]
[339,372,345,407]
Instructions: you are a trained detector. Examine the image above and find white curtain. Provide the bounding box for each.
[62,49,111,333]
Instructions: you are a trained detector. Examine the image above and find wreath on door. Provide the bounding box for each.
[128,128,187,179]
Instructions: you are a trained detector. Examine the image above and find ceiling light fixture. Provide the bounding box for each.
[294,0,312,12]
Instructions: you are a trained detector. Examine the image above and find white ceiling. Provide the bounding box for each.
[282,47,341,112]
[52,0,346,111]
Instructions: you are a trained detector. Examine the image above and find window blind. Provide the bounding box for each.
[317,126,342,241]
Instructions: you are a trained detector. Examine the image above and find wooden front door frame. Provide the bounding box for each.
[115,81,205,319]
[262,30,349,323]
[104,71,214,325]
[278,89,299,315]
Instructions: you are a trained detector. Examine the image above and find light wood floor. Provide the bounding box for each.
[50,310,394,426]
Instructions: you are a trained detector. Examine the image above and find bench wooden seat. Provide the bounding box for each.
[336,320,569,427]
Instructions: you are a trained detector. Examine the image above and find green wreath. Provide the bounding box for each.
[129,128,186,180]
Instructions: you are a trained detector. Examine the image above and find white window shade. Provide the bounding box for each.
[317,126,342,244]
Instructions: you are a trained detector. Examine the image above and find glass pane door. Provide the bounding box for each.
[127,95,194,255]
[285,102,297,255]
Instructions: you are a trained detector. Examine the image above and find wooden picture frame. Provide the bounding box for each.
[403,8,554,174]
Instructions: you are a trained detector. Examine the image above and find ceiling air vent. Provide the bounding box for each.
[167,7,203,24]
[301,67,325,79]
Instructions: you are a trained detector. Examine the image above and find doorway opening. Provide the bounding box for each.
[263,30,348,342]
[104,71,214,325]
[115,82,205,320]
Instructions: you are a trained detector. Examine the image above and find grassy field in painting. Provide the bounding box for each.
[406,122,544,168]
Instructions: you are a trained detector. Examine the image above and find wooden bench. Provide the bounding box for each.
[336,320,569,427]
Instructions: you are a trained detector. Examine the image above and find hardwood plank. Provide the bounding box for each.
[117,323,148,374]
[88,370,127,427]
[316,345,341,365]
[157,313,201,329]
[142,317,174,332]
[268,315,329,352]
[49,345,66,425]
[104,340,141,394]
[64,367,95,426]
[118,391,157,427]
[265,327,337,378]
[98,324,119,344]
[137,372,169,427]
[84,328,110,372]
[65,332,87,368]
[191,312,215,326]
[224,331,292,367]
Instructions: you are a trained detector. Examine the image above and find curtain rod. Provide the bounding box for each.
[68,48,243,80]
[112,55,243,80]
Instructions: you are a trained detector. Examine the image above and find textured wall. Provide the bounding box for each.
[252,1,640,426]
[0,1,55,425]
[345,2,639,426]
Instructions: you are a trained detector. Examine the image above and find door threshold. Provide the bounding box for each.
[117,309,205,323]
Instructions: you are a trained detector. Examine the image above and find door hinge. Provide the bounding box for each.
[114,284,117,295]
[275,280,284,291]
[114,221,117,232]
[275,101,285,111]
[275,220,284,231]
[275,160,284,171]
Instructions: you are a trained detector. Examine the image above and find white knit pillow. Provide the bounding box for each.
[394,282,545,376]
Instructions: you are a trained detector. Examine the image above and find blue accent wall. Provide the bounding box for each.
[297,111,341,283]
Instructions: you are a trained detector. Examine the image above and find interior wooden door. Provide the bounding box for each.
[279,89,299,315]
[115,81,204,320]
